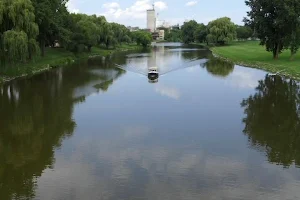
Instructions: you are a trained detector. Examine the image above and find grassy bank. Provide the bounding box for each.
[210,41,300,79]
[0,44,139,84]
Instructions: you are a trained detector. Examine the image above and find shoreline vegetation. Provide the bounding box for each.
[209,41,300,80]
[1,1,153,85]
[0,44,139,84]
[168,2,300,81]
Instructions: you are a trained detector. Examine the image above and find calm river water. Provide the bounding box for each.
[1,43,300,200]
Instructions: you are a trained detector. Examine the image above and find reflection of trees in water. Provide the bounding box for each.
[0,76,76,200]
[181,49,211,60]
[241,75,300,167]
[0,59,124,199]
[204,58,234,77]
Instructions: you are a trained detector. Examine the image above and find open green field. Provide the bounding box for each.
[211,41,300,79]
[0,44,140,83]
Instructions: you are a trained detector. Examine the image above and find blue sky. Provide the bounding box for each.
[67,0,249,27]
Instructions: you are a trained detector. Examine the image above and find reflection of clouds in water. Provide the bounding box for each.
[35,155,104,200]
[35,133,300,200]
[185,66,197,73]
[124,126,150,138]
[226,67,264,89]
[34,122,300,200]
[168,153,201,175]
[155,84,181,100]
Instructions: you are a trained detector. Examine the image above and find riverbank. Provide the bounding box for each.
[210,41,300,79]
[0,44,139,84]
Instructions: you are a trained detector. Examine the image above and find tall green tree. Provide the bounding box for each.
[165,29,182,42]
[132,31,152,47]
[66,14,100,52]
[236,25,253,40]
[111,23,131,45]
[194,23,207,43]
[288,27,300,60]
[77,16,100,52]
[0,0,39,64]
[181,20,198,44]
[31,0,69,56]
[206,17,236,45]
[244,0,300,59]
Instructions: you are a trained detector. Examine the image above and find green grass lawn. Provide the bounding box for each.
[211,41,300,78]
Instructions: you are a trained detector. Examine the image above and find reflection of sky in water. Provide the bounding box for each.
[9,44,296,200]
[225,66,266,89]
[155,83,181,100]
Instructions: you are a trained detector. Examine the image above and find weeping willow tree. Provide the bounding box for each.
[0,0,39,66]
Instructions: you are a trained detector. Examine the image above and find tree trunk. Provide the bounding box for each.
[40,39,45,57]
[273,43,279,59]
[290,50,296,60]
[87,45,92,52]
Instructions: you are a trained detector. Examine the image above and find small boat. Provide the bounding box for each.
[148,66,159,81]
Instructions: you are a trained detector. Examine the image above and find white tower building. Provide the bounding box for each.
[147,5,156,32]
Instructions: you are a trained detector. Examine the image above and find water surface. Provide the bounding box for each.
[1,43,300,200]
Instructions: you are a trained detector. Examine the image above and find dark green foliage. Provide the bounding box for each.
[0,0,136,69]
[289,27,300,59]
[31,0,69,56]
[236,25,253,40]
[165,29,182,42]
[0,0,39,65]
[194,23,207,43]
[181,20,198,44]
[245,0,300,59]
[132,31,152,47]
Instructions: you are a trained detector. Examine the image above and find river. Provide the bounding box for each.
[1,43,300,200]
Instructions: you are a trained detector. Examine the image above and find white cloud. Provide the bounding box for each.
[154,1,168,10]
[186,1,198,7]
[163,17,187,26]
[102,2,120,9]
[66,0,80,13]
[100,0,168,26]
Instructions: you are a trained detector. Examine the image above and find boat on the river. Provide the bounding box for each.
[148,66,159,81]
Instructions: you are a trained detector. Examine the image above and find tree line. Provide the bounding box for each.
[164,17,254,45]
[166,0,300,60]
[0,0,152,66]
